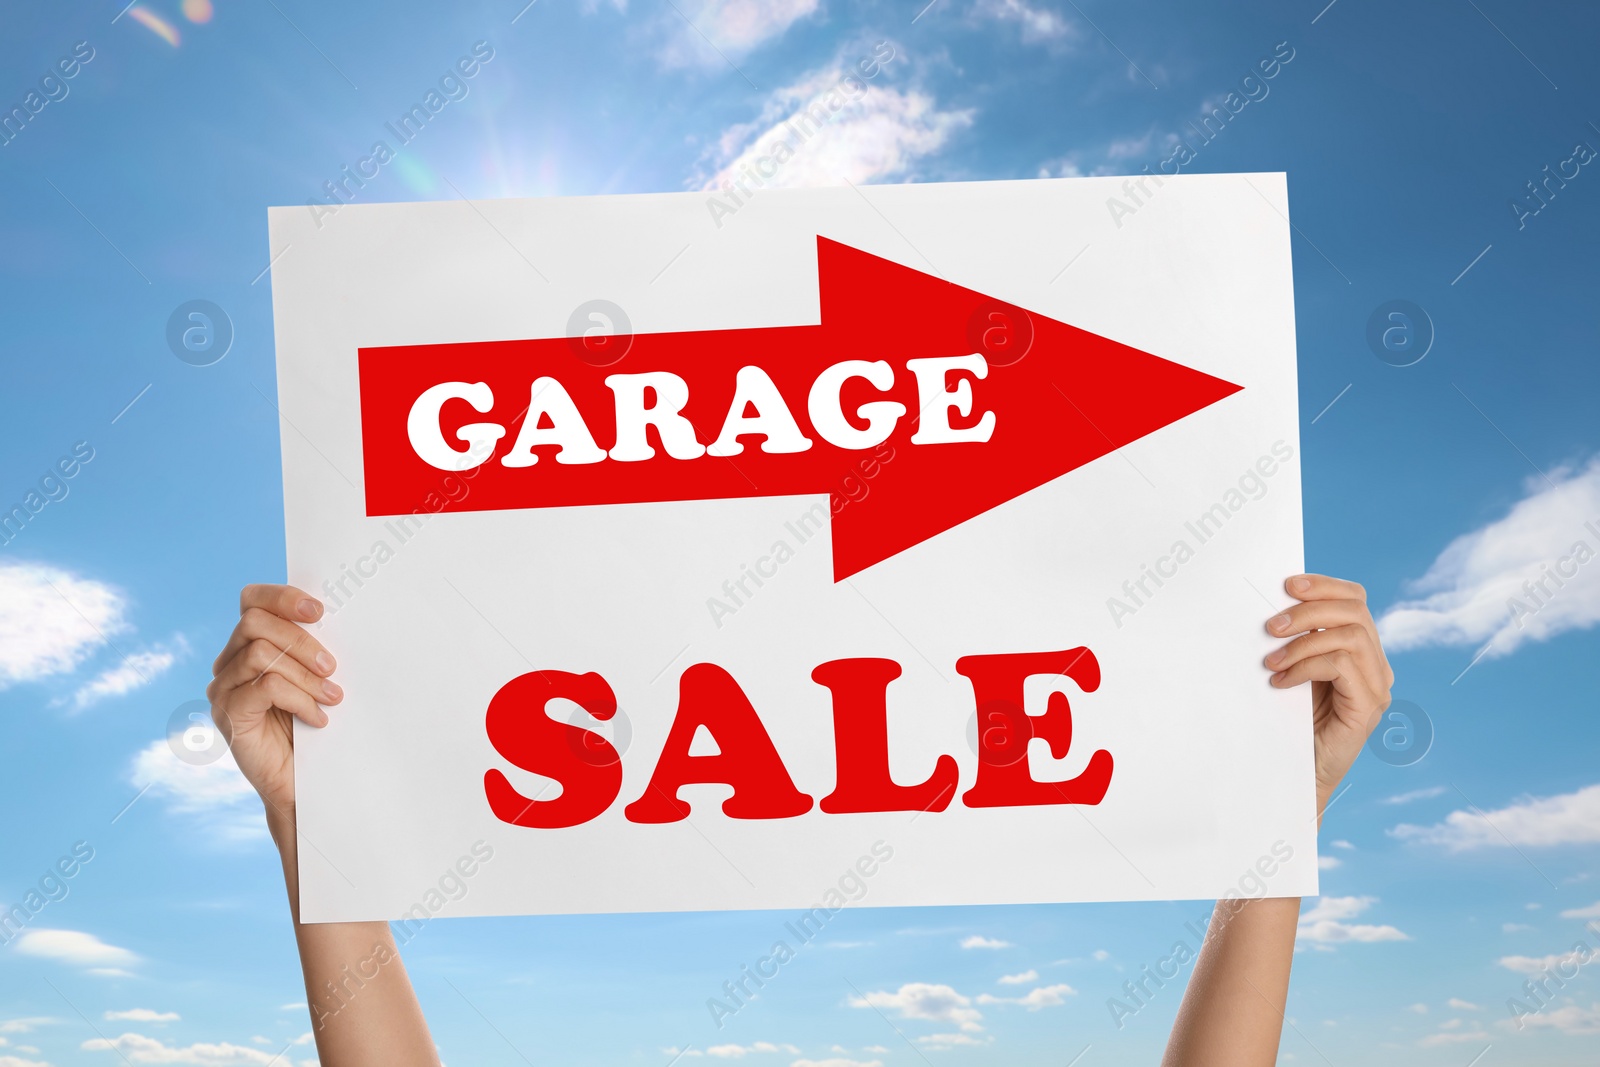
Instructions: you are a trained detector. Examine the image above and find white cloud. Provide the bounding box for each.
[1499,951,1583,975]
[996,970,1037,985]
[972,0,1076,44]
[917,1033,990,1047]
[65,638,186,712]
[959,935,1011,950]
[1392,783,1600,850]
[658,0,820,68]
[1449,998,1483,1011]
[1296,897,1408,945]
[1377,457,1600,659]
[1408,1003,1429,1014]
[129,739,264,842]
[1318,856,1342,870]
[1503,1003,1600,1035]
[1382,786,1448,805]
[1419,1027,1492,1047]
[1330,840,1355,850]
[1036,158,1084,179]
[698,52,972,193]
[104,1011,178,1024]
[0,1056,55,1067]
[848,983,983,1032]
[0,1021,55,1035]
[1561,901,1600,919]
[13,930,137,970]
[1105,131,1157,160]
[82,1032,302,1065]
[977,983,1075,1009]
[705,1044,799,1057]
[0,563,126,688]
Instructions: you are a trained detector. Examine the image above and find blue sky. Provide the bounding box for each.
[3,0,1600,1064]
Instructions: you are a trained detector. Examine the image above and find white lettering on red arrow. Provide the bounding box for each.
[407,355,996,471]
[358,237,1243,580]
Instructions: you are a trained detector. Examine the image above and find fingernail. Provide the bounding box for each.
[1271,670,1286,684]
[315,651,335,674]
[1289,576,1311,594]
[317,710,330,727]
[299,598,322,620]
[1266,649,1285,667]
[322,680,342,702]
[1269,613,1292,634]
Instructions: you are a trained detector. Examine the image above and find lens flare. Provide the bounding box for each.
[182,0,214,23]
[128,6,182,46]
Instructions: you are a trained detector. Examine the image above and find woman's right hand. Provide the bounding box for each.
[206,584,341,826]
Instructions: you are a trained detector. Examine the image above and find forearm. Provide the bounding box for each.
[270,809,439,1066]
[1161,893,1299,1066]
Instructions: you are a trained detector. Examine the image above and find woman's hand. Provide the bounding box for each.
[206,584,340,825]
[1263,573,1394,817]
[210,585,437,1063]
[1163,573,1394,1067]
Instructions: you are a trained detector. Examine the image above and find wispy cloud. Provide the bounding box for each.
[1296,897,1408,946]
[1499,951,1587,975]
[63,637,187,712]
[1377,457,1600,660]
[13,929,138,973]
[970,0,1077,45]
[848,982,984,1032]
[82,1031,313,1064]
[702,1041,800,1056]
[917,1032,990,1047]
[697,45,973,193]
[959,935,1012,950]
[1418,1024,1493,1046]
[657,0,821,70]
[129,739,264,842]
[1498,1002,1600,1035]
[976,983,1075,1008]
[0,563,126,689]
[1382,786,1448,805]
[103,1009,178,1023]
[1392,783,1600,850]
[0,1017,58,1034]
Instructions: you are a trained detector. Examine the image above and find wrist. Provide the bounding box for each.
[265,800,298,851]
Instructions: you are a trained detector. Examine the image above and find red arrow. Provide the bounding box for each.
[357,237,1242,580]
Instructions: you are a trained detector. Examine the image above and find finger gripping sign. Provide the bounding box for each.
[270,174,1317,921]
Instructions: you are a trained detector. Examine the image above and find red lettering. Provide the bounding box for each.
[622,663,814,823]
[485,648,1114,828]
[484,671,623,829]
[814,657,958,814]
[957,648,1113,808]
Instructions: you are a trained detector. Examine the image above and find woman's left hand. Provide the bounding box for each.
[1264,573,1394,817]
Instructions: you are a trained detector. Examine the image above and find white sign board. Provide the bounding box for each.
[268,174,1317,923]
